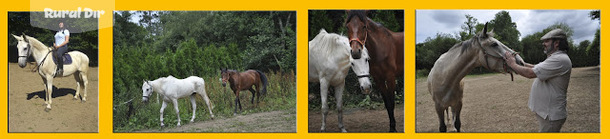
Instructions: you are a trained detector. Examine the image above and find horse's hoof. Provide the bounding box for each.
[177,124,181,127]
[341,129,348,133]
[44,107,51,112]
[233,113,237,116]
[210,115,215,119]
[190,120,194,123]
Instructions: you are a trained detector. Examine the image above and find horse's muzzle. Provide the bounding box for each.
[350,49,362,59]
[222,82,226,87]
[18,58,27,68]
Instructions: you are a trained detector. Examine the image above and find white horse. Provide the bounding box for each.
[309,29,372,132]
[427,23,524,132]
[142,75,215,127]
[11,33,89,111]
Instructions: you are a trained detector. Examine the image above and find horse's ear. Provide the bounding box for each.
[482,22,489,38]
[21,33,29,43]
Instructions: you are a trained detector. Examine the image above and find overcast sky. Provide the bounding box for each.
[416,10,600,44]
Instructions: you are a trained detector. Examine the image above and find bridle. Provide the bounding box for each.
[348,20,368,54]
[476,37,515,81]
[349,29,367,50]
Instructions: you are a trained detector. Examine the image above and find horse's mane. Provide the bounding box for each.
[449,31,495,55]
[24,35,49,50]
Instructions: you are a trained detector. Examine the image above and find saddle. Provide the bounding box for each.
[52,53,73,65]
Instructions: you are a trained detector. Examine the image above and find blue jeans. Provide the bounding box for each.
[54,45,68,70]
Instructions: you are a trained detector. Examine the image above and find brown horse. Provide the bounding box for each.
[346,10,404,132]
[220,68,268,115]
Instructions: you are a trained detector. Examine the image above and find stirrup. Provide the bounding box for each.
[55,69,63,77]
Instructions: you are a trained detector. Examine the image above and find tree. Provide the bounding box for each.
[488,11,522,52]
[459,14,478,41]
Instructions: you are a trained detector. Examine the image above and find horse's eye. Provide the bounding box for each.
[351,63,354,66]
[492,43,498,47]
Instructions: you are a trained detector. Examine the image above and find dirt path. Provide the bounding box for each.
[416,66,600,132]
[136,109,296,132]
[8,63,98,132]
[308,103,405,133]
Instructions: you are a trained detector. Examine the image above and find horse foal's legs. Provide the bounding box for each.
[319,79,329,132]
[172,99,181,126]
[190,94,197,123]
[334,83,347,132]
[160,101,168,127]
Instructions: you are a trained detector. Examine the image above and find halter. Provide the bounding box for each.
[18,42,32,59]
[476,37,515,81]
[356,74,370,79]
[349,30,368,49]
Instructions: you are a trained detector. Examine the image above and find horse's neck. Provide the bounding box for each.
[26,36,51,64]
[150,78,167,95]
[437,43,482,83]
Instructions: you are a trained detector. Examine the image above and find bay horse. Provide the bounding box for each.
[142,75,215,127]
[11,33,89,111]
[427,23,524,132]
[309,29,372,132]
[220,68,269,115]
[345,10,404,132]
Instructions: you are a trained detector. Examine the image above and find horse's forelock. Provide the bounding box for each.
[346,10,367,25]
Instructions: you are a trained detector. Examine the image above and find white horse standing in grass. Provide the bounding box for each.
[11,34,89,111]
[309,29,372,132]
[142,75,214,127]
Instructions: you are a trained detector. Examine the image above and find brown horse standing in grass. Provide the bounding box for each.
[346,10,404,132]
[221,68,269,115]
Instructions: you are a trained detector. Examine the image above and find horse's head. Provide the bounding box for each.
[220,68,231,87]
[475,23,524,73]
[350,47,372,94]
[346,10,368,59]
[11,33,32,68]
[141,80,153,103]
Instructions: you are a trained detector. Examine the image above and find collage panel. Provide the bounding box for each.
[308,10,405,133]
[415,10,600,133]
[112,11,297,133]
[7,12,100,132]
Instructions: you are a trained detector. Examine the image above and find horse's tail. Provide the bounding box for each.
[256,70,268,96]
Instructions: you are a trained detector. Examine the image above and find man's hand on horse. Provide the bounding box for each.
[504,51,517,66]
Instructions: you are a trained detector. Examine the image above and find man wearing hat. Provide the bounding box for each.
[504,29,572,132]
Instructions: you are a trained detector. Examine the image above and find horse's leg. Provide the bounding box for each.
[45,76,54,111]
[190,94,197,123]
[385,76,398,132]
[233,91,241,116]
[319,79,329,132]
[172,99,181,126]
[452,100,463,132]
[73,71,81,100]
[435,102,447,132]
[334,82,347,132]
[81,70,89,102]
[160,101,168,127]
[40,77,48,104]
[199,92,215,119]
[248,87,256,104]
